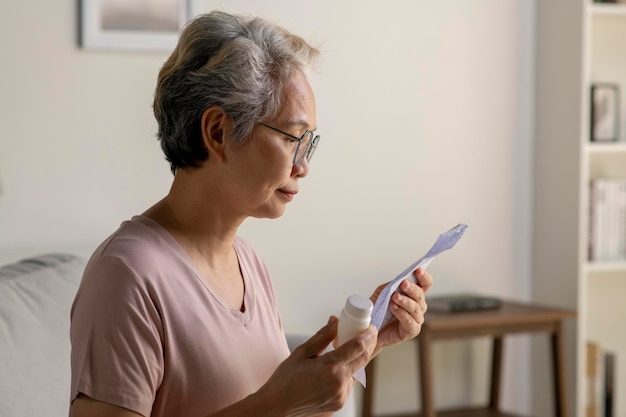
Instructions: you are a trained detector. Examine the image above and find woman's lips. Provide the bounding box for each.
[279,189,297,201]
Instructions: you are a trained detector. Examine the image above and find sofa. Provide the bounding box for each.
[0,253,356,417]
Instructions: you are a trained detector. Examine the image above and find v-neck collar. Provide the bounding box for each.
[131,215,255,326]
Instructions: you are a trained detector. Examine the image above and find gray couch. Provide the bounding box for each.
[0,254,356,417]
[0,254,85,417]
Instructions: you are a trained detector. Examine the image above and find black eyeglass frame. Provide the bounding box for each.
[260,123,320,166]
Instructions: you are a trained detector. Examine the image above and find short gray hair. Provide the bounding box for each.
[153,11,320,174]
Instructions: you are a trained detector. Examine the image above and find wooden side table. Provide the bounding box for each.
[362,300,576,417]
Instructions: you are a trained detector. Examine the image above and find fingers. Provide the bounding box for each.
[294,316,376,370]
[295,316,338,358]
[326,325,377,373]
[393,269,431,319]
[265,318,372,415]
[414,268,433,292]
[396,278,427,315]
[390,279,426,339]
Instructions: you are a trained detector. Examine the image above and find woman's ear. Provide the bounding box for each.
[201,106,231,162]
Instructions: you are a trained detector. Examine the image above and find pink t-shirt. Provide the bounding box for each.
[70,215,290,417]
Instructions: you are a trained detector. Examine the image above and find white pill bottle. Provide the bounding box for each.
[335,294,373,347]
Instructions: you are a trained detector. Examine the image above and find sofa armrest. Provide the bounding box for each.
[0,254,87,417]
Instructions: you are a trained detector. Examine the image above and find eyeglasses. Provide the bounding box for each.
[260,123,320,167]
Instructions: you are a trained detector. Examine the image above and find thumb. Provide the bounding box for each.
[294,316,338,358]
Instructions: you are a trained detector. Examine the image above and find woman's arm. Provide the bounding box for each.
[71,395,144,417]
[71,317,376,417]
[70,391,276,417]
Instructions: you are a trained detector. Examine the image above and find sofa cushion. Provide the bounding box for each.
[0,254,86,417]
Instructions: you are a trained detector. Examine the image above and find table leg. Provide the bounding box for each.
[489,336,503,410]
[363,358,376,417]
[551,321,568,417]
[418,330,435,417]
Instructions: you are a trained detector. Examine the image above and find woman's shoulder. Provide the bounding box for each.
[233,236,270,276]
[233,236,264,261]
[85,215,182,280]
[233,235,253,251]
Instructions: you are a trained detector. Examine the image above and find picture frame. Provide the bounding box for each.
[590,83,620,142]
[79,0,190,52]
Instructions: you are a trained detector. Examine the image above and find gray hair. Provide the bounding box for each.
[153,11,320,174]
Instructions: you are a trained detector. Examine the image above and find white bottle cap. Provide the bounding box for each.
[345,295,373,320]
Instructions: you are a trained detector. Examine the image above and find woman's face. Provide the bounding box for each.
[224,71,317,219]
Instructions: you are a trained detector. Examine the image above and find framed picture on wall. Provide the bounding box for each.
[79,0,190,51]
[590,83,620,142]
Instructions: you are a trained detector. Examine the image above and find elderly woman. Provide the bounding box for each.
[69,10,431,417]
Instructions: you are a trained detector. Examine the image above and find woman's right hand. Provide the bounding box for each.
[256,316,377,416]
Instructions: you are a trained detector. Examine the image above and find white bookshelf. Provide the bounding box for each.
[590,3,626,16]
[585,261,626,273]
[586,142,626,153]
[534,1,626,417]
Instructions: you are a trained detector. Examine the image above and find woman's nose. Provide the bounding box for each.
[292,157,309,178]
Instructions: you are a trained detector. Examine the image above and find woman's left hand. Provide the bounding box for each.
[369,268,433,356]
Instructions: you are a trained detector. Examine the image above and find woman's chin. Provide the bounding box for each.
[250,205,287,220]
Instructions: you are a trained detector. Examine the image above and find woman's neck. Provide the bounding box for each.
[143,169,244,268]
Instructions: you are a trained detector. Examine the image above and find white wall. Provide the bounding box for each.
[0,0,535,414]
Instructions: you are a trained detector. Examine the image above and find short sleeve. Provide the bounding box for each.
[70,256,164,417]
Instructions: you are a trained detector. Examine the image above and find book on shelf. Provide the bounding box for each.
[586,341,617,417]
[588,178,626,262]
